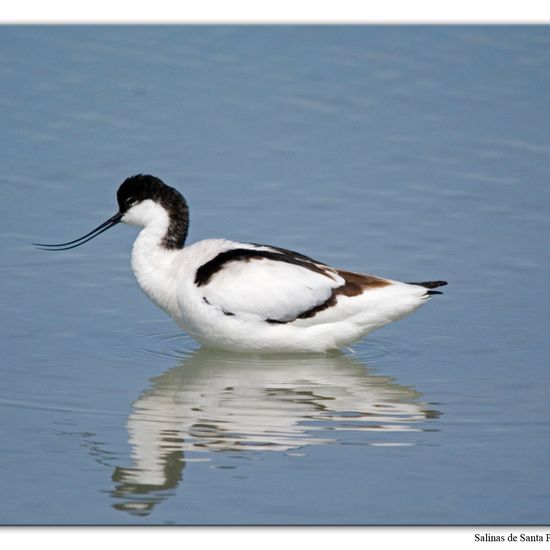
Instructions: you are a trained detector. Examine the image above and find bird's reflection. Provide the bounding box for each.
[110,348,439,515]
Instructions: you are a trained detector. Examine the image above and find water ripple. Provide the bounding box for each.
[111,326,198,364]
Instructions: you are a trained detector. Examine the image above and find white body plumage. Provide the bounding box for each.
[126,198,433,352]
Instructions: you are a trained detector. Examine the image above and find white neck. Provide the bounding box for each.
[128,205,179,316]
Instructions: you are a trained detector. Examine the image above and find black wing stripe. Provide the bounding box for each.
[194,247,334,287]
[249,243,328,265]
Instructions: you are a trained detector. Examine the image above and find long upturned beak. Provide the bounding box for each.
[34,212,123,250]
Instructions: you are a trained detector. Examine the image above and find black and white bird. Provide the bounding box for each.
[36,174,447,352]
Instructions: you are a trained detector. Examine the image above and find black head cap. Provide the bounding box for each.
[117,174,189,249]
[117,174,172,213]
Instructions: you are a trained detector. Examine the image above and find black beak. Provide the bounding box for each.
[34,212,123,251]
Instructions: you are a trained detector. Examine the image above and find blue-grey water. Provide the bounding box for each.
[1,25,549,525]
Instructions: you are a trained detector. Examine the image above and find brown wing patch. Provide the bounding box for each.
[335,270,391,296]
[289,270,390,321]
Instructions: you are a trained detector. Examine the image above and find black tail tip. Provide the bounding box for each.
[407,280,448,289]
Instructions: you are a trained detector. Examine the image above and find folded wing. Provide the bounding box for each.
[196,246,345,323]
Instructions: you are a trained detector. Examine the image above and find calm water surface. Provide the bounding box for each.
[1,26,550,524]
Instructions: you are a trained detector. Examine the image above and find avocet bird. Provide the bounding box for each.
[36,175,447,352]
